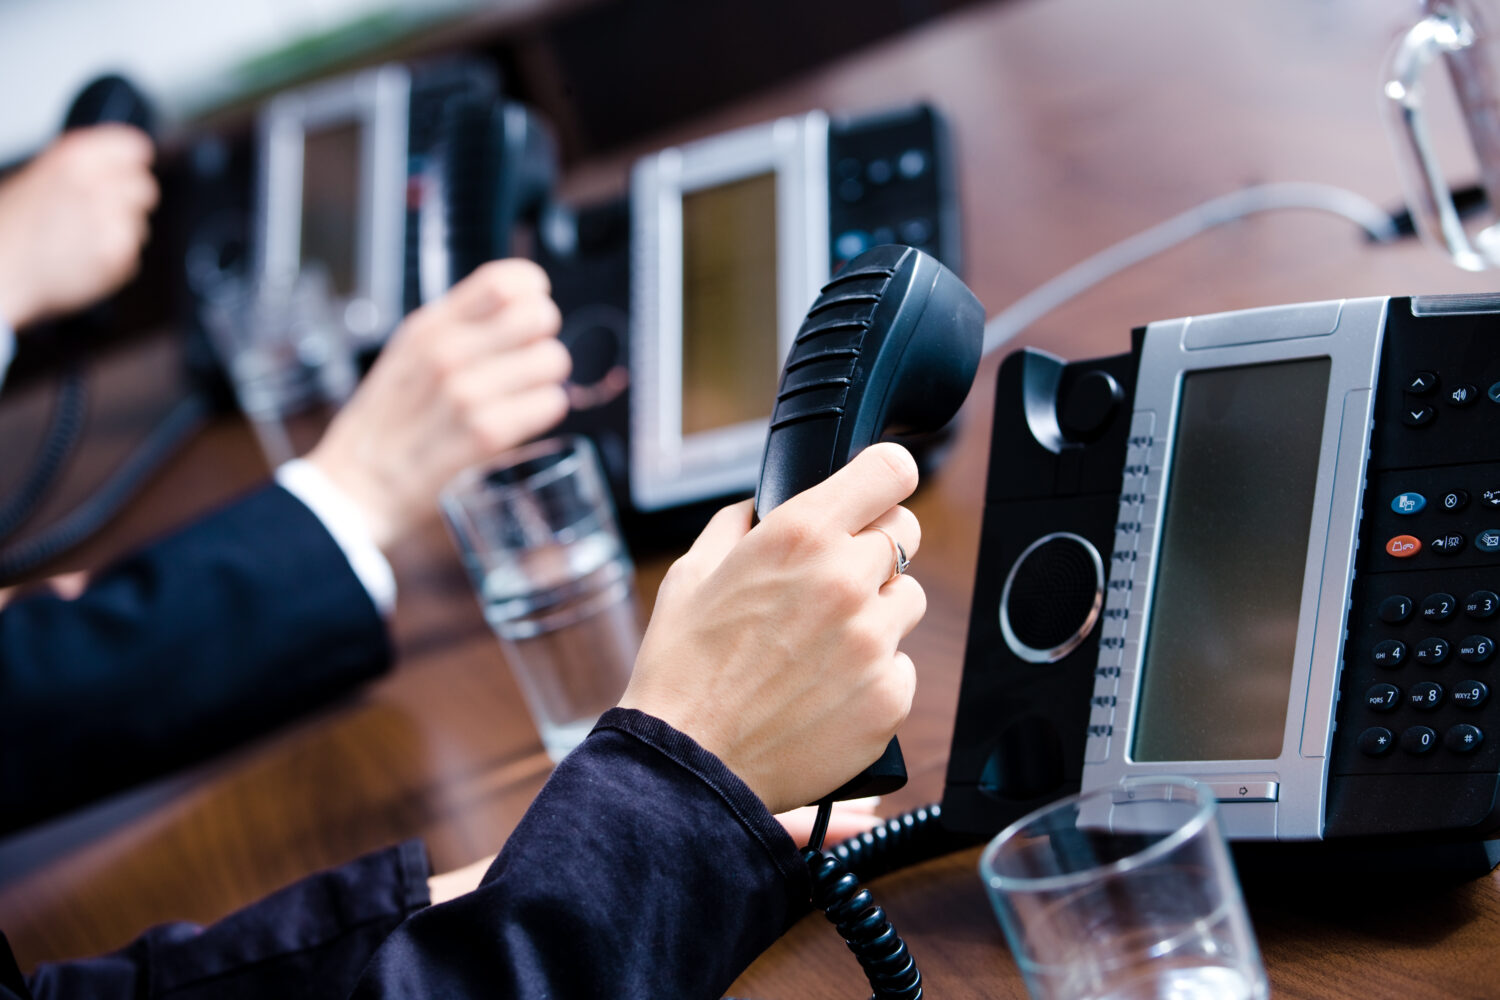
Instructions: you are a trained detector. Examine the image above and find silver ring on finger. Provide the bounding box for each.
[869,525,910,584]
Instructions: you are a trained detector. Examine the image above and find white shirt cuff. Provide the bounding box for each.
[275,458,397,616]
[0,317,14,395]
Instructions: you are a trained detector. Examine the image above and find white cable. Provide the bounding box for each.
[981,181,1402,357]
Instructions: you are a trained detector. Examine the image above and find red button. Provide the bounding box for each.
[1387,535,1422,558]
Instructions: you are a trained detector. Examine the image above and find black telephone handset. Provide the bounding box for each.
[754,243,985,801]
[430,97,561,292]
[0,75,202,582]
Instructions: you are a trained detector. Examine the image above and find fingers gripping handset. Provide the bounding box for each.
[755,244,985,802]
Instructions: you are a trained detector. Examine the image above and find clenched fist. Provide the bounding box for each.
[306,259,571,550]
[0,125,157,329]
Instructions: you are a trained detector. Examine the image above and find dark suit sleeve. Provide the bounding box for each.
[0,483,393,834]
[350,708,812,1000]
[5,839,430,1000]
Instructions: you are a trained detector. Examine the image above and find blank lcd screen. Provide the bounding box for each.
[680,171,780,436]
[1131,357,1331,762]
[300,121,362,297]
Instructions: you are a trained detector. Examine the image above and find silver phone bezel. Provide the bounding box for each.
[256,64,410,344]
[1079,297,1390,841]
[629,111,831,512]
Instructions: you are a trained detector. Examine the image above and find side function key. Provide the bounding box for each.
[1406,371,1439,394]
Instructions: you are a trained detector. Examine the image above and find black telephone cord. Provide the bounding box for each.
[0,364,87,543]
[0,392,208,583]
[798,800,975,1000]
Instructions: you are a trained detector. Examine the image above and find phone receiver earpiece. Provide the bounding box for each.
[64,73,156,135]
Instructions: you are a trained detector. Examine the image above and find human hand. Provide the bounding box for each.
[618,443,925,815]
[306,260,570,550]
[0,125,157,329]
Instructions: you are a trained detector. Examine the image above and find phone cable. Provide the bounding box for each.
[981,181,1402,358]
[0,363,87,543]
[0,391,208,583]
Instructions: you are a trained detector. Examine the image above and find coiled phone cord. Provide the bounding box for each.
[801,800,971,1000]
[0,392,208,583]
[0,364,87,543]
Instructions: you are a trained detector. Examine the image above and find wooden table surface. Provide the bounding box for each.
[5,0,1500,996]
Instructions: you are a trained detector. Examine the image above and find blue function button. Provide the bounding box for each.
[1409,681,1444,710]
[834,229,872,260]
[1366,683,1401,711]
[1458,635,1495,663]
[1373,639,1408,666]
[1489,381,1500,404]
[897,148,929,179]
[1392,491,1426,515]
[1441,490,1470,513]
[1452,679,1490,709]
[1477,528,1500,553]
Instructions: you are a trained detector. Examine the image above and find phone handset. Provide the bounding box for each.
[754,243,985,801]
[424,98,563,300]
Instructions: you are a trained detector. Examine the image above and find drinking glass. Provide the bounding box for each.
[980,776,1268,1000]
[441,435,640,762]
[201,265,358,464]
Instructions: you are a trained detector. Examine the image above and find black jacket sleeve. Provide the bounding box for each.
[350,707,812,1000]
[4,840,431,1000]
[0,483,392,834]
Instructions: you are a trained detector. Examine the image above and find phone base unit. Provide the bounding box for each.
[548,104,960,542]
[943,294,1500,876]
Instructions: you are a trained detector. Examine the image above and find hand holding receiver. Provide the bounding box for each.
[755,243,985,800]
[618,444,925,815]
[0,125,158,330]
[306,260,571,550]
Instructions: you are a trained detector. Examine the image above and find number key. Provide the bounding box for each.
[1423,593,1458,622]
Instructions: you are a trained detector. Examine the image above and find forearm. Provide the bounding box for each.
[0,484,391,833]
[352,708,810,1000]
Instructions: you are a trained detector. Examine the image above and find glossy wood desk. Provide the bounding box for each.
[4,0,1500,996]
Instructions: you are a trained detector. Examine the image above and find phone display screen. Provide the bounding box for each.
[680,171,780,436]
[1132,357,1331,762]
[300,120,363,298]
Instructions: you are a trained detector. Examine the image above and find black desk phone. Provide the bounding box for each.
[253,58,557,345]
[942,294,1500,872]
[548,104,960,538]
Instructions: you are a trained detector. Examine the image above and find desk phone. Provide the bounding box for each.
[943,294,1500,859]
[547,105,960,528]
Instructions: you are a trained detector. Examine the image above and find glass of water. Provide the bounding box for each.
[441,435,640,763]
[980,776,1268,1000]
